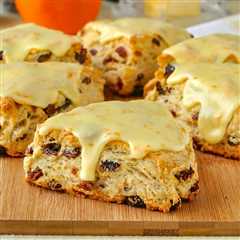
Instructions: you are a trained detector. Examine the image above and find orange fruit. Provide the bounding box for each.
[15,0,101,34]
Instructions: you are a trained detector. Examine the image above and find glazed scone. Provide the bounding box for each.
[150,34,240,74]
[0,62,104,156]
[79,17,192,96]
[145,63,240,160]
[24,100,199,212]
[0,23,90,64]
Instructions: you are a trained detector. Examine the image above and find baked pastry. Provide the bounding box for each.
[0,62,104,156]
[24,100,199,212]
[154,33,240,70]
[145,63,240,159]
[0,23,90,64]
[79,17,192,96]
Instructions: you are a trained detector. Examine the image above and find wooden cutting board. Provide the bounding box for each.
[0,152,239,236]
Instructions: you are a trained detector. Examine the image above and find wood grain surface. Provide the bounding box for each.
[0,152,239,236]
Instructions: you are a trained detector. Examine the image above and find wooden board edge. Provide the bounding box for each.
[0,220,239,236]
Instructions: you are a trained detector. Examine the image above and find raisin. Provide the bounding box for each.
[27,167,43,181]
[58,98,71,111]
[82,77,91,85]
[170,110,177,118]
[90,49,97,56]
[44,104,56,116]
[170,200,181,211]
[136,73,144,82]
[228,135,240,146]
[115,46,128,58]
[26,146,33,155]
[47,179,63,191]
[37,52,52,62]
[190,34,194,38]
[134,51,142,57]
[75,48,87,64]
[152,38,160,46]
[71,167,79,175]
[164,64,175,78]
[190,182,199,193]
[0,50,4,60]
[192,112,199,121]
[167,87,172,93]
[111,77,123,92]
[100,160,120,172]
[175,167,194,181]
[63,147,81,158]
[156,81,166,95]
[103,56,118,65]
[124,196,146,208]
[0,146,6,156]
[132,85,143,97]
[78,181,93,191]
[43,143,61,155]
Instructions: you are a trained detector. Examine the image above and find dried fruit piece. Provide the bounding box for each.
[63,147,81,158]
[164,64,175,78]
[90,49,97,56]
[44,104,56,116]
[43,143,61,155]
[134,50,142,57]
[136,73,144,82]
[169,200,180,211]
[192,112,199,121]
[47,179,63,191]
[26,146,34,155]
[175,167,194,181]
[156,81,166,95]
[170,110,177,118]
[124,196,145,208]
[71,167,79,175]
[190,182,199,193]
[103,56,118,65]
[78,181,93,191]
[152,38,160,46]
[75,48,87,64]
[58,98,71,111]
[0,50,4,60]
[37,52,52,62]
[100,160,120,172]
[27,167,43,181]
[115,46,128,58]
[0,146,6,156]
[82,77,91,85]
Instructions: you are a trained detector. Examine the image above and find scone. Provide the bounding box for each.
[0,23,90,64]
[0,62,104,157]
[145,63,240,160]
[24,100,199,212]
[151,34,239,73]
[79,17,192,96]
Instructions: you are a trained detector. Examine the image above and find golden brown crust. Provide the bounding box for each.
[193,136,240,160]
[0,97,47,156]
[24,128,199,212]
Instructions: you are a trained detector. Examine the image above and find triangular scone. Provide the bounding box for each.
[0,62,104,156]
[79,18,191,96]
[145,63,240,159]
[24,100,198,212]
[0,23,90,64]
